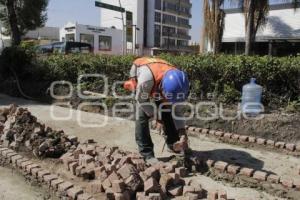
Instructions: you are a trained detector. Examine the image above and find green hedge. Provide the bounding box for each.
[0,47,299,108]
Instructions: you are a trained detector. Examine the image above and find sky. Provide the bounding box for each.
[46,0,203,43]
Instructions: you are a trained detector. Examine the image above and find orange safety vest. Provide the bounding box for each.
[133,57,176,96]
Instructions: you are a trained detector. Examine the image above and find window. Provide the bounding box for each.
[163,14,176,24]
[155,12,161,23]
[65,34,75,42]
[177,40,188,47]
[99,36,112,51]
[155,0,161,10]
[80,34,94,48]
[154,25,161,47]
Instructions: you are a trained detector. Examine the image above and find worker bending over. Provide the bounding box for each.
[124,57,190,165]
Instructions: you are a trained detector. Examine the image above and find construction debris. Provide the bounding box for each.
[0,104,78,158]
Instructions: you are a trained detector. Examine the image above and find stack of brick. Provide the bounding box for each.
[0,105,78,158]
[60,142,194,200]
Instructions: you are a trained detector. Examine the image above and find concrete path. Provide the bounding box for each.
[1,94,297,199]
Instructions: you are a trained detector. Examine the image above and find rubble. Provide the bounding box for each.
[0,105,78,158]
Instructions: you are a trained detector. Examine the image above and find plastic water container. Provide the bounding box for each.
[241,78,263,115]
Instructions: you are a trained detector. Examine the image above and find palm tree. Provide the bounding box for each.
[201,0,225,54]
[240,0,298,55]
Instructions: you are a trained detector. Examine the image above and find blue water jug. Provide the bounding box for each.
[241,78,263,115]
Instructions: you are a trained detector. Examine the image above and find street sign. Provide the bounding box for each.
[95,1,125,13]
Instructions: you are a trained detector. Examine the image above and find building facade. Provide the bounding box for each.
[222,3,300,56]
[60,22,123,55]
[98,0,192,55]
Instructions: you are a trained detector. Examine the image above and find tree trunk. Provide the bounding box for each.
[245,0,255,55]
[6,0,21,46]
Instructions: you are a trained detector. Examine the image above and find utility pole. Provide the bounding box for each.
[118,0,126,55]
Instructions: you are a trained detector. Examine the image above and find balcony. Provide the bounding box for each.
[178,23,192,29]
[162,19,178,26]
[164,0,192,8]
[162,31,177,38]
[177,33,191,40]
[163,6,192,18]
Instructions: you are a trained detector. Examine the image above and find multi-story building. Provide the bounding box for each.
[221,2,300,56]
[98,0,192,55]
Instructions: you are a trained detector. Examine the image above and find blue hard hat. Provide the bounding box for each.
[161,69,190,103]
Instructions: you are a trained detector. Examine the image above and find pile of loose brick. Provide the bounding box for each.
[59,141,224,200]
[0,104,78,158]
[183,126,300,154]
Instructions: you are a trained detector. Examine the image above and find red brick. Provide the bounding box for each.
[239,135,249,142]
[112,180,125,193]
[286,143,296,151]
[6,152,17,159]
[67,186,84,199]
[114,192,130,200]
[25,164,40,173]
[16,158,29,167]
[239,167,254,177]
[69,161,79,175]
[79,154,94,166]
[43,174,58,184]
[209,130,216,135]
[266,140,275,147]
[267,174,280,184]
[188,127,196,131]
[136,192,146,200]
[60,152,75,169]
[214,131,224,137]
[175,167,187,178]
[21,161,34,170]
[145,166,160,180]
[201,129,209,134]
[108,171,120,183]
[257,138,266,145]
[275,142,285,149]
[248,137,256,143]
[280,177,294,188]
[77,193,93,200]
[207,190,218,200]
[50,178,64,190]
[253,171,267,181]
[232,134,240,140]
[206,159,215,168]
[31,167,43,177]
[5,152,18,160]
[223,133,232,139]
[213,161,228,172]
[86,180,104,194]
[227,164,240,175]
[168,185,183,196]
[1,149,14,156]
[124,174,143,192]
[195,128,202,133]
[102,178,112,191]
[117,164,137,179]
[11,155,23,164]
[37,170,51,180]
[58,181,74,192]
[160,163,174,174]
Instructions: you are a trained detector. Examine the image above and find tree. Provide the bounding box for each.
[0,0,48,46]
[240,0,298,55]
[201,0,225,54]
[240,0,269,55]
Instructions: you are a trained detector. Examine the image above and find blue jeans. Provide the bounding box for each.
[135,102,180,159]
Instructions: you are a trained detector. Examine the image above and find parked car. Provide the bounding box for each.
[37,41,92,54]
